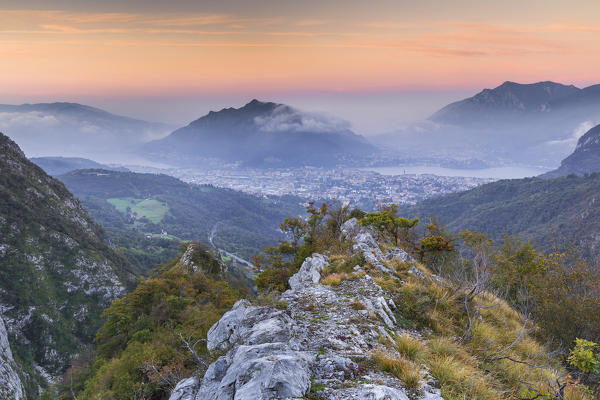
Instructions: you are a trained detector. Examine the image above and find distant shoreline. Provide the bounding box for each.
[359,165,550,180]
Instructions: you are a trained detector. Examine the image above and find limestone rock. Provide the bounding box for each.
[385,247,412,263]
[170,246,444,400]
[325,384,411,399]
[0,316,24,400]
[288,253,328,290]
[197,342,313,400]
[169,377,199,400]
[341,218,390,273]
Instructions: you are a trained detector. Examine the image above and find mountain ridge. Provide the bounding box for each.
[430,81,582,124]
[0,102,172,158]
[402,172,600,258]
[143,99,377,168]
[30,156,128,176]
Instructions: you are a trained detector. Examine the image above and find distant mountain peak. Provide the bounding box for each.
[430,80,582,124]
[144,100,375,168]
[246,98,275,107]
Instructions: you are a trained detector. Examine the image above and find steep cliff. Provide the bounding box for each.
[0,132,135,395]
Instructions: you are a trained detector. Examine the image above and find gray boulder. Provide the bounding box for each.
[197,342,313,400]
[341,218,389,272]
[169,377,199,400]
[327,384,411,400]
[207,300,292,351]
[180,298,314,400]
[385,248,412,263]
[341,218,415,272]
[288,253,328,290]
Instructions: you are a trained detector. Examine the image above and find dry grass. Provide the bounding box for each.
[321,272,348,286]
[372,350,422,389]
[393,334,427,362]
[349,299,366,310]
[322,250,593,399]
[321,271,363,286]
[427,354,503,400]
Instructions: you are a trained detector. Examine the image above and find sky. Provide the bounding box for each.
[1,0,600,134]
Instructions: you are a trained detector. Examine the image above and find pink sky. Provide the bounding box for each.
[1,1,599,131]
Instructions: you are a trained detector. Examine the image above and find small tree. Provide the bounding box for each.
[360,204,419,247]
[305,201,328,245]
[419,220,455,275]
[280,216,307,250]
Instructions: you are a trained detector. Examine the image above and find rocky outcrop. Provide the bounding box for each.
[169,235,442,400]
[0,316,24,400]
[341,218,413,273]
[288,253,328,290]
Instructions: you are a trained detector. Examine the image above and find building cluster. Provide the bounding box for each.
[167,167,490,207]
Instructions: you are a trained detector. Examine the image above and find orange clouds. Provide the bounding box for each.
[0,7,599,96]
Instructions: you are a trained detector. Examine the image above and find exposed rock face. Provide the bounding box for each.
[0,132,134,391]
[0,316,24,400]
[341,218,413,273]
[288,253,328,290]
[169,230,441,400]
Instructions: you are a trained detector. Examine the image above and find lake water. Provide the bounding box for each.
[361,165,550,179]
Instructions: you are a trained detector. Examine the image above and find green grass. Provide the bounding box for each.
[107,197,169,224]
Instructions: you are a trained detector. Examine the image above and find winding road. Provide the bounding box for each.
[209,222,255,269]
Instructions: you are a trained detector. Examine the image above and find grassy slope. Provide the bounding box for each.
[107,197,169,224]
[319,252,590,400]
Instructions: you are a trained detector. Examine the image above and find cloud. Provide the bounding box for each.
[254,105,351,133]
[546,120,598,147]
[0,112,61,130]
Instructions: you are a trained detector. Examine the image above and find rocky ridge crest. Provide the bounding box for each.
[169,218,443,400]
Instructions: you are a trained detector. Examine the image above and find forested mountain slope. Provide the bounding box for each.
[403,173,600,257]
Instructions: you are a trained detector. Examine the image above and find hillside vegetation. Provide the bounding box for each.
[249,203,600,398]
[66,243,248,400]
[402,173,600,258]
[58,169,305,272]
[63,202,600,400]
